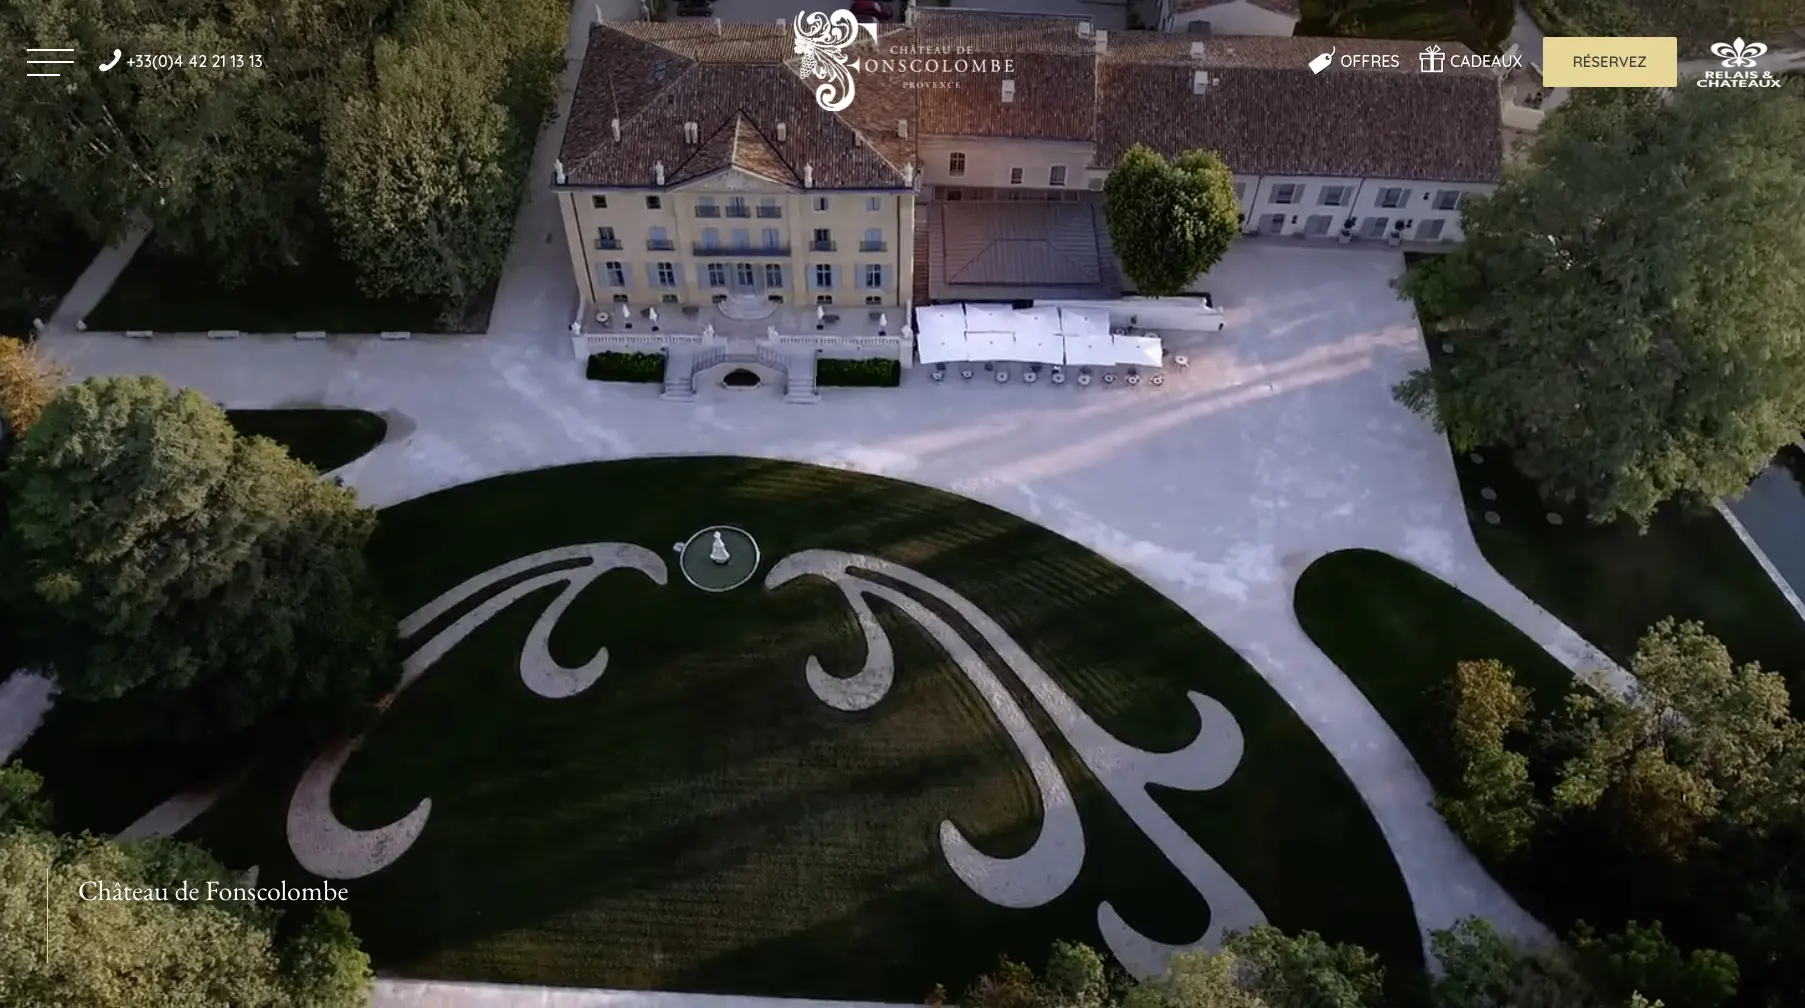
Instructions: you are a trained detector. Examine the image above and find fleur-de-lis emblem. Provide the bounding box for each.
[286,543,1266,977]
[792,10,875,112]
[1711,37,1767,68]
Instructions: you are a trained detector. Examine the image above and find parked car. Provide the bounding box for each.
[677,0,714,16]
[848,0,893,21]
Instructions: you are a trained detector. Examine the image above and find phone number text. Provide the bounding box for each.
[127,54,263,70]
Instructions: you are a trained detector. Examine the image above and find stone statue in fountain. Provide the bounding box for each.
[709,530,732,565]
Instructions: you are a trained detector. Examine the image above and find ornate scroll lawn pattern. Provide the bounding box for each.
[286,541,1264,977]
[286,544,667,880]
[767,550,1265,978]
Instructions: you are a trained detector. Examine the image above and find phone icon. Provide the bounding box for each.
[98,48,121,72]
[1309,48,1335,74]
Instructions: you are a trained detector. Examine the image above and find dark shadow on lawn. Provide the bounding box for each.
[226,408,388,472]
[178,457,1420,1001]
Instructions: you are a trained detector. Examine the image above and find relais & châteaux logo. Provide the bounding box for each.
[1699,38,1785,87]
[791,9,1015,111]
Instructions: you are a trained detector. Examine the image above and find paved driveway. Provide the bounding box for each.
[48,242,1613,966]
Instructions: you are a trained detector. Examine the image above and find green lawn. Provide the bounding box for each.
[1292,548,1576,796]
[226,408,388,472]
[9,408,390,837]
[178,457,1423,1000]
[84,231,493,335]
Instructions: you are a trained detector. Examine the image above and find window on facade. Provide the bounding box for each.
[707,262,727,287]
[1087,176,1102,190]
[648,226,672,250]
[762,228,783,250]
[700,227,720,249]
[814,264,834,289]
[864,264,883,288]
[1377,187,1409,208]
[1360,217,1389,239]
[737,262,757,287]
[862,227,883,252]
[613,293,630,303]
[661,293,679,303]
[604,261,626,286]
[948,152,966,176]
[1434,189,1463,211]
[1271,183,1300,204]
[764,263,783,288]
[865,295,883,305]
[816,294,834,305]
[758,197,782,218]
[1318,186,1348,207]
[591,195,607,209]
[726,197,748,217]
[1048,165,1067,187]
[730,228,751,248]
[646,195,662,209]
[696,197,718,218]
[813,196,830,211]
[656,262,676,287]
[944,189,963,202]
[595,226,617,250]
[769,294,785,303]
[1009,166,1024,185]
[1417,219,1447,241]
[812,228,833,251]
[866,197,881,212]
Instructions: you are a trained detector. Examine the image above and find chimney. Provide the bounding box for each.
[804,163,814,188]
[683,121,698,144]
[610,117,621,142]
[1189,40,1205,59]
[897,118,909,138]
[776,121,788,141]
[1093,29,1107,53]
[1076,21,1092,38]
[653,160,665,185]
[1001,79,1015,103]
[713,16,722,34]
[904,162,915,185]
[553,159,566,184]
[1192,70,1209,93]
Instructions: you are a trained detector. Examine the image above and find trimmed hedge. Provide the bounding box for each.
[586,351,665,383]
[816,357,901,388]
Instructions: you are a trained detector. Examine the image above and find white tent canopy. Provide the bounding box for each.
[1057,306,1111,338]
[915,305,969,364]
[915,303,1163,367]
[1114,335,1163,368]
[1062,333,1118,366]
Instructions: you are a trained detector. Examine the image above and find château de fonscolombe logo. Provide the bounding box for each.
[791,9,1016,112]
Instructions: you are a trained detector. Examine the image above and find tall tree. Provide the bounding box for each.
[1224,926,1387,1008]
[0,0,397,273]
[321,0,563,319]
[0,826,370,1007]
[1545,620,1805,859]
[1436,659,1544,860]
[1103,145,1240,297]
[0,337,67,436]
[1394,85,1805,524]
[1124,948,1268,1008]
[0,375,396,741]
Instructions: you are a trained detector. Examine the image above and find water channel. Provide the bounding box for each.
[1727,446,1805,601]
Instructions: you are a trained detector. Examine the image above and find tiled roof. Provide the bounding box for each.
[560,21,913,189]
[1099,34,1503,182]
[562,14,1503,188]
[1168,0,1301,17]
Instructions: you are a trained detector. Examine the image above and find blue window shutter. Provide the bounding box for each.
[620,263,632,288]
[832,265,841,288]
[644,263,659,286]
[673,263,685,287]
[703,227,719,246]
[879,265,889,289]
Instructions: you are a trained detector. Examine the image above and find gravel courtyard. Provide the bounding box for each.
[45,241,1601,959]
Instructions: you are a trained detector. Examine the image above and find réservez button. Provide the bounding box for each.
[1542,37,1677,86]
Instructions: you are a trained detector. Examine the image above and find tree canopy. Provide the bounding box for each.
[322,0,564,318]
[1103,145,1240,297]
[1394,84,1805,524]
[0,375,396,740]
[0,337,67,437]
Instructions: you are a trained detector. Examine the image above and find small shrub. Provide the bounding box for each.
[586,351,666,383]
[816,357,901,388]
